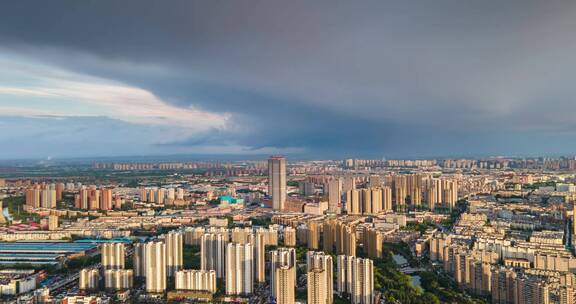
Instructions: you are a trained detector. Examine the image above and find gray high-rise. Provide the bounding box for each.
[268,155,286,211]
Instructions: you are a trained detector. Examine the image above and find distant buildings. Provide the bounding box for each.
[345,188,388,215]
[48,214,58,231]
[72,186,123,211]
[342,175,459,213]
[209,217,229,227]
[25,185,56,209]
[76,186,106,210]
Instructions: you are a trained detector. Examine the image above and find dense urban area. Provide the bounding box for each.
[0,156,575,304]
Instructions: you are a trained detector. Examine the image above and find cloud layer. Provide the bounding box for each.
[0,55,227,131]
[1,0,576,159]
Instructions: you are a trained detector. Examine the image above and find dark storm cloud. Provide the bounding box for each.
[2,0,576,158]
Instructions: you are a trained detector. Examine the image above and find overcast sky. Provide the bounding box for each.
[1,0,576,159]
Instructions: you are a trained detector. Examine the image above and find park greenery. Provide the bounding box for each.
[521,181,556,190]
[441,200,468,228]
[2,195,41,223]
[375,244,487,304]
[250,216,271,228]
[183,245,201,269]
[402,221,434,235]
[66,254,101,270]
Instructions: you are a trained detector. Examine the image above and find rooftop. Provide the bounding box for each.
[0,242,97,254]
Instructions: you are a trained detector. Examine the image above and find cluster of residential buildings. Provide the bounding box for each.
[7,156,576,303]
[429,194,576,303]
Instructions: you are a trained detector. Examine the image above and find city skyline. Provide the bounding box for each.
[3,153,576,303]
[3,1,576,159]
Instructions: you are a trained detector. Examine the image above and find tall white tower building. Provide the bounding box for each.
[101,243,125,270]
[144,241,166,293]
[225,243,254,295]
[201,233,228,278]
[337,255,374,304]
[270,248,297,298]
[307,251,333,304]
[164,231,183,277]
